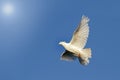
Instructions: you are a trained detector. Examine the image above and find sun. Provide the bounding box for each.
[2,3,14,15]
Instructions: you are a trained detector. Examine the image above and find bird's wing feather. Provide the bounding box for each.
[61,50,77,61]
[70,15,89,49]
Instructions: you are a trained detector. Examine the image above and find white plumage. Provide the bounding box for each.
[59,15,92,65]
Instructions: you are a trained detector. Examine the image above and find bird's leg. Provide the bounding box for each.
[78,53,81,57]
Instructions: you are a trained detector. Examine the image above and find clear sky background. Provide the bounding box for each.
[0,0,120,80]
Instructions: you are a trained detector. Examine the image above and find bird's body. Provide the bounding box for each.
[59,15,92,65]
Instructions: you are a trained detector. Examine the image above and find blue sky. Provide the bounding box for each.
[0,0,120,80]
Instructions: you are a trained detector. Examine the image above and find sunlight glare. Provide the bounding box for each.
[2,3,14,15]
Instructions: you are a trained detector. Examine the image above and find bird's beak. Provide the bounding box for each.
[59,42,62,45]
[59,42,61,45]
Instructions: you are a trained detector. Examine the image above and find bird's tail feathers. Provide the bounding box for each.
[78,48,92,65]
[82,48,92,58]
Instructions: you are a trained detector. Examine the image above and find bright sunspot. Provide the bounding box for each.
[2,3,14,15]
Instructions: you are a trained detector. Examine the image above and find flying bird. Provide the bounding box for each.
[59,15,92,65]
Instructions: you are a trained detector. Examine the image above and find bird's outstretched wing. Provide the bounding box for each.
[61,50,77,61]
[70,15,89,49]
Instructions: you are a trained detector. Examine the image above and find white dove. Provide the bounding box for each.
[59,15,92,65]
